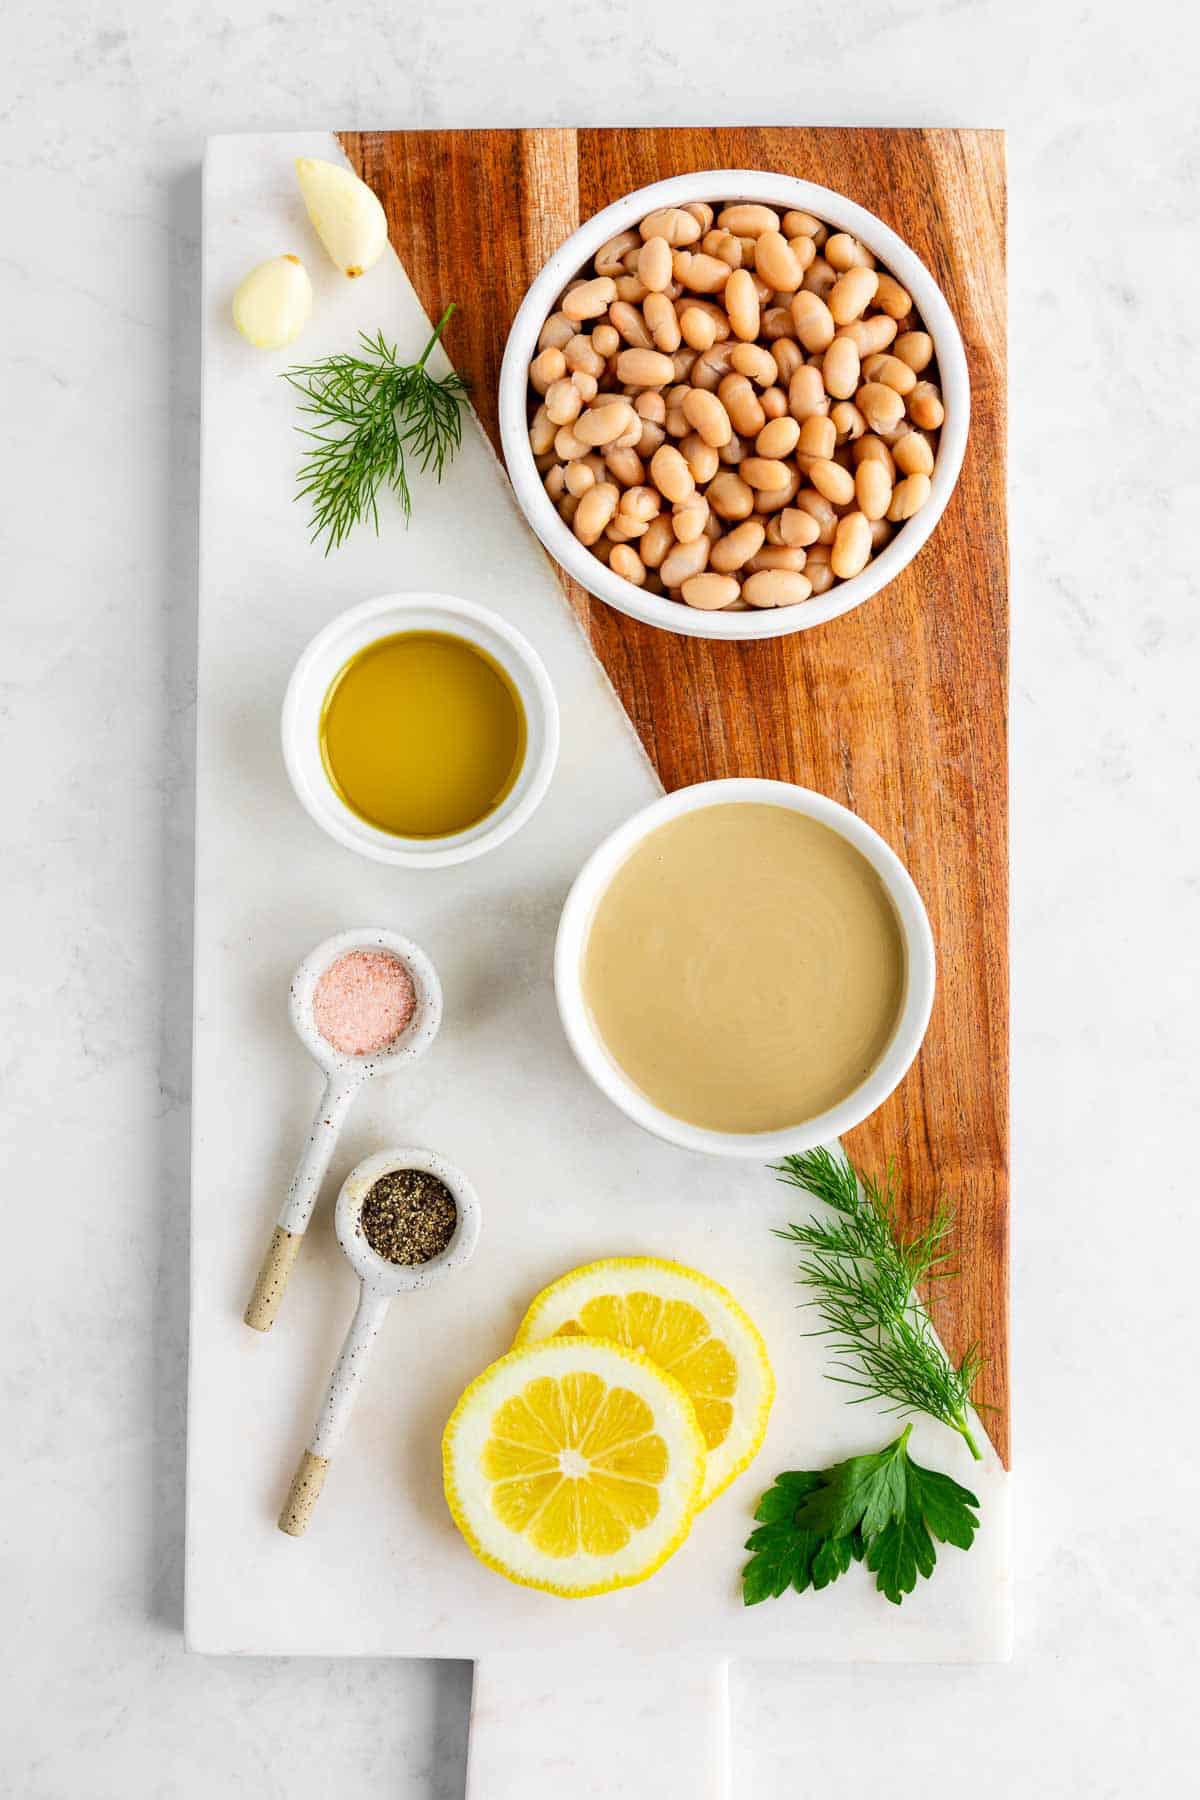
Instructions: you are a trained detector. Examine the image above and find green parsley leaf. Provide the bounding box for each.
[752,1470,823,1522]
[904,1458,981,1551]
[744,1471,848,1604]
[742,1428,980,1610]
[790,1435,910,1541]
[742,1518,825,1604]
[811,1531,861,1589]
[865,1507,937,1604]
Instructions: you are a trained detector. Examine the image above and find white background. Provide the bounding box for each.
[1,1,1196,1795]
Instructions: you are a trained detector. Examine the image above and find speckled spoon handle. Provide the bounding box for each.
[244,1069,363,1332]
[277,1284,390,1536]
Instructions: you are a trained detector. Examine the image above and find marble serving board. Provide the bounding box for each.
[187,133,1010,1671]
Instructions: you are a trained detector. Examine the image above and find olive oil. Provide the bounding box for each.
[320,631,526,838]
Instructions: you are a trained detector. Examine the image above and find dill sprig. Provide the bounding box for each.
[773,1148,985,1459]
[282,303,468,554]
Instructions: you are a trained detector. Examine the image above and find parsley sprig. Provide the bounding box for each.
[744,1426,980,1608]
[742,1150,989,1611]
[774,1148,984,1458]
[283,304,468,554]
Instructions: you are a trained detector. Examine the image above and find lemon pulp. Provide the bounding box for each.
[548,1293,738,1454]
[442,1337,705,1597]
[483,1371,667,1556]
[514,1257,774,1506]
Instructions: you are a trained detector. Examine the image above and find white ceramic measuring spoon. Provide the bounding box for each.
[243,928,443,1333]
[277,1146,481,1536]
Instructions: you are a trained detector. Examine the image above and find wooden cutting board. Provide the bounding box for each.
[339,126,1009,1463]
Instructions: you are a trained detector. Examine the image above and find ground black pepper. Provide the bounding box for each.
[360,1168,458,1265]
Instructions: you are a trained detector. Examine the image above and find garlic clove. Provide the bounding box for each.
[295,157,388,278]
[232,254,313,349]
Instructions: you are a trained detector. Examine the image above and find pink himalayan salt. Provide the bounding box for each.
[312,950,416,1057]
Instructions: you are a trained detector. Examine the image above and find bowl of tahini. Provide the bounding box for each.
[554,780,935,1158]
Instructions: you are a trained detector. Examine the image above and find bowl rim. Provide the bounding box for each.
[280,591,561,868]
[499,168,970,641]
[553,778,937,1158]
[335,1145,482,1294]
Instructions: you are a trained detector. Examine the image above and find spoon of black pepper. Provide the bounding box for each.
[277,1146,481,1537]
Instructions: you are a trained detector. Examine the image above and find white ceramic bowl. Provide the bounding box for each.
[282,592,560,868]
[554,779,936,1158]
[288,927,443,1081]
[335,1146,482,1296]
[499,170,969,641]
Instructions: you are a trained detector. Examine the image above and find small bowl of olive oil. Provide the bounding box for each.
[282,594,560,867]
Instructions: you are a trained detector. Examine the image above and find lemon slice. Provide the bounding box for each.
[442,1336,705,1597]
[514,1258,774,1507]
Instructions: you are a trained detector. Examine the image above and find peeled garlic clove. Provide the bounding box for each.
[232,254,313,349]
[295,157,387,278]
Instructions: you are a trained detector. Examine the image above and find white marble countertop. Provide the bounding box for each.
[1,1,1197,1795]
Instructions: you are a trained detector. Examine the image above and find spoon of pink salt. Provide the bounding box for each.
[312,949,416,1055]
[244,928,443,1333]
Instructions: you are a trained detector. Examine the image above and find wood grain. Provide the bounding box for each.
[340,127,1010,1464]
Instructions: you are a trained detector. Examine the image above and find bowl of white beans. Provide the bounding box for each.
[498,170,969,639]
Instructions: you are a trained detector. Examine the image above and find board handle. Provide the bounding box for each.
[466,1655,730,1799]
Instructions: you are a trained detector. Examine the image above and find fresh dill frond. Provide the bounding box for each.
[282,303,468,554]
[773,1148,985,1459]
